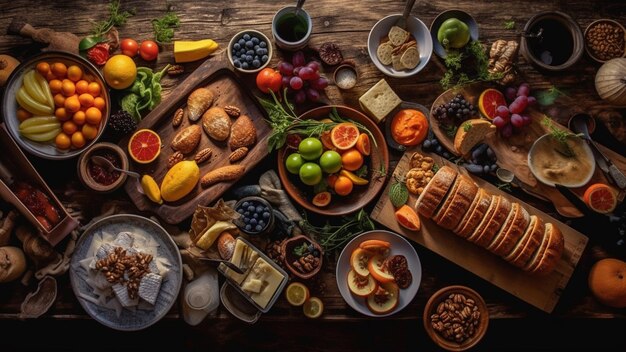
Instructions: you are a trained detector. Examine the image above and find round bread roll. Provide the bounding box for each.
[217,231,236,260]
[202,107,231,141]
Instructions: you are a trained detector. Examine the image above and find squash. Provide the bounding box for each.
[0,55,19,88]
[595,58,626,106]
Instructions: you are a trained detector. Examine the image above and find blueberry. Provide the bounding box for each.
[256,205,264,213]
[237,208,244,214]
[258,220,265,227]
[255,225,263,232]
[245,41,254,48]
[254,45,260,50]
[263,206,269,212]
[233,60,241,68]
[238,38,245,46]
[242,62,249,69]
[313,250,320,257]
[261,55,269,63]
[308,244,315,252]
[261,48,268,55]
[247,205,255,212]
[246,55,253,63]
[262,212,270,219]
[259,41,267,48]
[233,43,241,50]
[239,48,246,55]
[246,49,255,56]
[250,218,258,226]
[244,211,250,217]
[242,201,249,208]
[251,37,260,45]
[253,213,259,219]
[245,224,252,231]
[243,33,251,41]
[243,217,250,224]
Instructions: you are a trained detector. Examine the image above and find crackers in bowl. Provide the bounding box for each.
[377,26,421,71]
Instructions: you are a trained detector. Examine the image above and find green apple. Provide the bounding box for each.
[298,137,323,160]
[319,150,342,173]
[299,162,322,186]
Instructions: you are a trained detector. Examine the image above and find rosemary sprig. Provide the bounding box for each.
[91,0,134,37]
[541,117,582,158]
[300,209,375,253]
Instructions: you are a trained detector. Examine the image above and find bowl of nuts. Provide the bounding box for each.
[423,285,489,351]
[584,19,626,63]
[281,235,323,280]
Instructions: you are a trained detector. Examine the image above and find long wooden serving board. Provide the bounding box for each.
[120,56,270,224]
[430,84,626,218]
[371,147,588,313]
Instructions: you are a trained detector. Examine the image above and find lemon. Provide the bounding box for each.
[160,161,200,202]
[303,297,324,318]
[141,175,163,204]
[285,282,310,306]
[103,54,137,90]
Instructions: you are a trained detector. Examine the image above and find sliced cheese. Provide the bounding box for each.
[248,258,285,309]
[222,240,258,285]
[358,79,402,123]
[241,278,263,294]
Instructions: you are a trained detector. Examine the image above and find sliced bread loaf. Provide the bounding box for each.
[488,203,530,257]
[433,175,479,230]
[504,215,538,262]
[455,189,492,238]
[508,216,545,268]
[415,166,458,219]
[467,195,500,243]
[529,223,564,275]
[453,119,496,156]
[473,196,512,248]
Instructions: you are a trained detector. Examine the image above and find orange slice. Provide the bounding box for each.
[330,122,359,150]
[478,88,507,120]
[128,129,161,164]
[583,183,617,214]
[355,133,371,156]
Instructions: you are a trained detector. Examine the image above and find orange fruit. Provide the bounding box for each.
[320,130,335,150]
[82,124,98,140]
[85,107,102,125]
[55,107,69,121]
[478,88,507,120]
[355,133,371,156]
[312,192,331,207]
[128,129,162,164]
[50,62,67,77]
[394,205,421,231]
[72,110,86,125]
[55,133,71,149]
[330,122,360,150]
[49,79,63,94]
[350,247,373,277]
[93,97,106,110]
[53,93,66,107]
[88,82,101,97]
[359,239,391,252]
[583,183,617,214]
[67,65,83,82]
[62,120,78,135]
[64,95,80,113]
[103,54,137,90]
[341,148,364,172]
[334,175,353,196]
[16,108,32,122]
[46,71,57,81]
[285,282,310,306]
[588,258,626,308]
[79,93,94,108]
[347,269,377,297]
[303,297,324,318]
[36,62,50,76]
[368,254,395,283]
[75,80,89,95]
[61,79,76,96]
[71,131,86,148]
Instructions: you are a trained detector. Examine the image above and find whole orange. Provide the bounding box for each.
[341,148,364,172]
[588,258,626,308]
[334,175,353,196]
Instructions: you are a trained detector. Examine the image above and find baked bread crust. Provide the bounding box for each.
[509,216,545,268]
[415,166,458,219]
[530,223,564,275]
[434,175,479,230]
[473,196,511,248]
[490,204,530,257]
[454,189,492,238]
[202,107,231,141]
[229,115,257,150]
[467,195,500,243]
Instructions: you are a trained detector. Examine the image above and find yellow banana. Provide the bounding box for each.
[141,175,163,205]
[19,116,57,128]
[195,220,237,250]
[19,122,61,135]
[34,71,54,108]
[174,39,218,63]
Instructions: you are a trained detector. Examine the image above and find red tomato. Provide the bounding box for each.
[256,68,283,94]
[139,40,159,61]
[120,38,139,57]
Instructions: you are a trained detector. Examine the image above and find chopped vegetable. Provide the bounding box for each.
[440,40,503,89]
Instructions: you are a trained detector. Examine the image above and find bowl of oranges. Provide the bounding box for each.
[1,51,110,160]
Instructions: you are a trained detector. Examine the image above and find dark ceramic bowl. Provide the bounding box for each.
[430,9,480,59]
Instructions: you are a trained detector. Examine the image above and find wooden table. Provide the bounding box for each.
[1,0,625,350]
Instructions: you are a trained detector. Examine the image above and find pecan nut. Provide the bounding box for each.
[167,64,184,76]
[194,147,213,164]
[229,147,248,163]
[167,151,184,169]
[224,105,241,117]
[172,108,184,128]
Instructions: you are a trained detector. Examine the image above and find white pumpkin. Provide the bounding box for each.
[595,58,626,106]
[0,246,26,283]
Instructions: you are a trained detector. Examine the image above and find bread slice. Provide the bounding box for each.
[473,196,512,248]
[400,46,420,69]
[486,202,519,251]
[433,175,479,230]
[467,195,500,243]
[529,223,564,275]
[504,215,537,261]
[388,25,410,46]
[415,166,458,219]
[508,216,545,268]
[454,189,492,238]
[522,222,551,272]
[453,119,496,156]
[377,42,394,65]
[391,53,405,71]
[430,176,462,223]
[488,203,530,257]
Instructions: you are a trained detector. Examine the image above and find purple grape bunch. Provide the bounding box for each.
[278,51,329,104]
[492,83,537,138]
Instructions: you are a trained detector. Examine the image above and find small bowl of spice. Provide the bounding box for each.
[281,235,323,280]
[423,285,489,351]
[584,19,626,63]
[334,64,358,90]
[77,142,128,193]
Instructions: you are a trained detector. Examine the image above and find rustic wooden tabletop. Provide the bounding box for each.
[1,0,625,350]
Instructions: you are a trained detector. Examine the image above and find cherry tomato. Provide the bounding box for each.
[120,38,139,57]
[139,40,159,61]
[256,68,283,94]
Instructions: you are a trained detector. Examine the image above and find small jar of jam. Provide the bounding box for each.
[78,143,129,193]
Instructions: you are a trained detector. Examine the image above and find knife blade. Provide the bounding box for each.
[585,139,626,190]
[554,183,593,218]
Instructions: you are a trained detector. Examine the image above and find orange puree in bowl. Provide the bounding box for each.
[391,109,429,146]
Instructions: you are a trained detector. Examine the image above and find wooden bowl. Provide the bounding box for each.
[281,235,323,280]
[276,106,389,216]
[423,285,489,351]
[584,19,626,63]
[77,142,129,193]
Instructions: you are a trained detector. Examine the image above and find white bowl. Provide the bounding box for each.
[227,30,273,73]
[367,15,433,78]
[528,133,596,188]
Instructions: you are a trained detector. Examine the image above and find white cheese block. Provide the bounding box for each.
[241,278,263,294]
[358,79,402,123]
[247,257,285,309]
[112,283,138,307]
[223,240,258,285]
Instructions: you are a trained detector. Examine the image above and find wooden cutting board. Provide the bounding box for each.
[371,147,589,313]
[120,56,270,224]
[430,84,626,218]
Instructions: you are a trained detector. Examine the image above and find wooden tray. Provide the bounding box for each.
[430,84,626,217]
[371,147,588,313]
[120,57,270,224]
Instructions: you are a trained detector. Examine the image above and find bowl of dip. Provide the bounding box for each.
[78,142,129,193]
[528,133,595,188]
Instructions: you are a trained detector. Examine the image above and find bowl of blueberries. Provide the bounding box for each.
[228,30,273,73]
[234,196,275,236]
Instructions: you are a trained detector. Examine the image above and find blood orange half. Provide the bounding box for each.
[128,129,161,164]
[478,88,507,120]
[583,183,617,214]
[330,122,359,150]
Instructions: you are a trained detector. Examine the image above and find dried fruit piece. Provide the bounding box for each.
[229,147,249,163]
[312,191,331,207]
[194,147,213,164]
[319,42,343,66]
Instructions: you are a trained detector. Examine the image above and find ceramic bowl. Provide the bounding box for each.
[430,9,479,59]
[233,196,275,236]
[423,285,489,351]
[227,30,273,73]
[2,51,110,160]
[77,142,129,193]
[271,6,313,51]
[276,105,389,216]
[584,19,626,63]
[281,235,323,280]
[367,14,433,78]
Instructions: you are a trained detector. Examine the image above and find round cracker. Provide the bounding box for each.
[400,46,420,70]
[377,43,394,65]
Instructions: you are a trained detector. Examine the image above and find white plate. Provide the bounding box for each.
[367,15,433,78]
[336,230,422,317]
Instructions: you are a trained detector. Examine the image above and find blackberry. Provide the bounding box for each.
[108,110,137,137]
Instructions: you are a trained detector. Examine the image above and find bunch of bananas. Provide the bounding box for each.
[16,69,59,142]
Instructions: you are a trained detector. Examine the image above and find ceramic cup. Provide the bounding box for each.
[271,6,312,51]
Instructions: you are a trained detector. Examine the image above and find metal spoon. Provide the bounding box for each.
[294,0,306,16]
[395,0,416,29]
[91,155,140,179]
[496,167,550,201]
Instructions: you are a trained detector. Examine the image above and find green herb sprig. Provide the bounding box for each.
[91,0,134,37]
[152,12,180,44]
[440,40,504,90]
[293,242,310,257]
[541,117,582,158]
[503,20,516,30]
[301,209,375,253]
